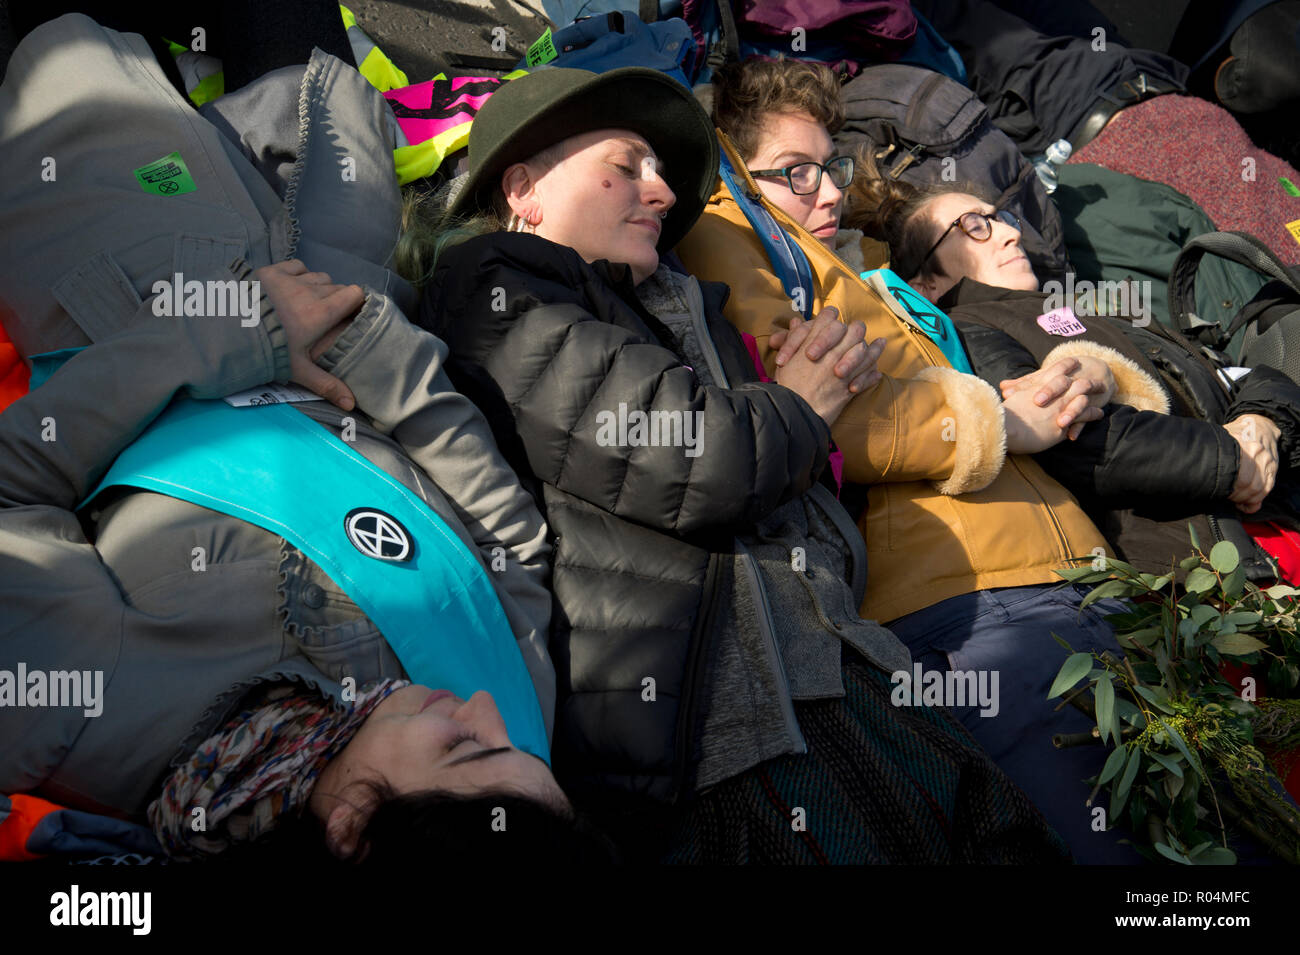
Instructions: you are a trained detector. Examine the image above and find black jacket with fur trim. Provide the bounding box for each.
[941,279,1300,580]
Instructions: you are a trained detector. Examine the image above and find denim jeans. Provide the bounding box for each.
[886,582,1140,864]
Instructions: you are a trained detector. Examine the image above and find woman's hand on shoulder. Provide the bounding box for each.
[255,259,365,411]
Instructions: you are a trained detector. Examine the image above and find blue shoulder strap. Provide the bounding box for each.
[60,383,550,762]
[717,149,815,321]
[862,268,974,373]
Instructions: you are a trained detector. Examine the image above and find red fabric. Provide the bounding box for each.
[0,793,64,861]
[1071,95,1300,264]
[1243,520,1300,585]
[0,301,30,414]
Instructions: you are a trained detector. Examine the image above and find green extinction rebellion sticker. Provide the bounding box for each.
[133,151,197,196]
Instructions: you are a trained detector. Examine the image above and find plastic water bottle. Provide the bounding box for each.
[1031,139,1073,194]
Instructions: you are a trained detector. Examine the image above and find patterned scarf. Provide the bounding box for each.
[148,678,407,859]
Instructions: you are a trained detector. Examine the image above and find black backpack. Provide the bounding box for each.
[1169,230,1300,379]
[834,63,1068,284]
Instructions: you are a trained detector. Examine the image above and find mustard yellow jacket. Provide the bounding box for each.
[675,132,1109,622]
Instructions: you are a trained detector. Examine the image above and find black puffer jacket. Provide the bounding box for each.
[943,280,1300,579]
[420,232,846,801]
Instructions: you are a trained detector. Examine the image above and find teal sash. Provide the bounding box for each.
[67,381,549,762]
[862,268,974,374]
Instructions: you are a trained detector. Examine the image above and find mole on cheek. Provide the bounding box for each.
[602,180,611,188]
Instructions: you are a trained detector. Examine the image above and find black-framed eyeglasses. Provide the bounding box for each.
[920,209,1021,267]
[747,155,854,195]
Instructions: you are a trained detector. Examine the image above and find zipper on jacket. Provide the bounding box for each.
[1007,455,1072,562]
[671,553,723,800]
[736,542,808,757]
[685,275,732,389]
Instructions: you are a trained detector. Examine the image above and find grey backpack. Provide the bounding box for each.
[1170,230,1300,377]
[835,63,1068,284]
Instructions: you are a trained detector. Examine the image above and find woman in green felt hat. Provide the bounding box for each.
[406,65,1072,864]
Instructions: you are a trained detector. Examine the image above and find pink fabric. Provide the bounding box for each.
[1070,95,1300,264]
[384,76,497,145]
[741,332,844,493]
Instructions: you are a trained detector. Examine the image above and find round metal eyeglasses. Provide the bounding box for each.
[920,208,1022,267]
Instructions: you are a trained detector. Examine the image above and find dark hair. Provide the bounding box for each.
[842,147,995,281]
[215,786,620,865]
[710,58,844,162]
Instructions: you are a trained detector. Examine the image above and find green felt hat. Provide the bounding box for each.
[447,66,718,251]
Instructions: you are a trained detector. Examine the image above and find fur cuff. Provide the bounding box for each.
[917,366,1008,495]
[834,228,867,274]
[1042,340,1171,414]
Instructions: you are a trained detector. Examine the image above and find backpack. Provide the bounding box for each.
[834,64,1069,285]
[1169,231,1300,379]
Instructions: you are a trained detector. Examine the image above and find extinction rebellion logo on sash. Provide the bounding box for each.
[344,508,413,562]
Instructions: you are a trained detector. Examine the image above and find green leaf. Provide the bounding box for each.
[1184,568,1218,594]
[1134,684,1176,714]
[1119,626,1163,649]
[1095,673,1117,745]
[1192,847,1237,865]
[1115,697,1145,727]
[1180,555,1203,572]
[1147,750,1184,778]
[1097,744,1129,785]
[1209,541,1240,574]
[1210,632,1269,656]
[1155,841,1193,865]
[1098,556,1140,577]
[1055,565,1108,583]
[1189,523,1201,552]
[1189,604,1220,627]
[1050,631,1074,653]
[1112,746,1143,820]
[1224,564,1247,601]
[1157,718,1208,783]
[1081,579,1134,609]
[1265,584,1299,600]
[1222,611,1262,627]
[1047,652,1094,699]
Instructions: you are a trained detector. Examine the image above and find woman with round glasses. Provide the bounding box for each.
[852,162,1300,593]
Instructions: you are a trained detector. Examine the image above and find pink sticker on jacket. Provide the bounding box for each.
[1036,306,1087,336]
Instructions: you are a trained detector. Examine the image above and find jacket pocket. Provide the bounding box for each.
[51,250,144,343]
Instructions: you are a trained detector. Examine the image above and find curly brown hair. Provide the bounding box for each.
[709,58,844,162]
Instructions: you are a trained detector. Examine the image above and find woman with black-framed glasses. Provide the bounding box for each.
[748,154,855,197]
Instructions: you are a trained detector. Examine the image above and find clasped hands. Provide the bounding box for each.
[770,309,1112,450]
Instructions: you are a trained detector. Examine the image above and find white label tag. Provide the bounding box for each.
[222,383,323,407]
